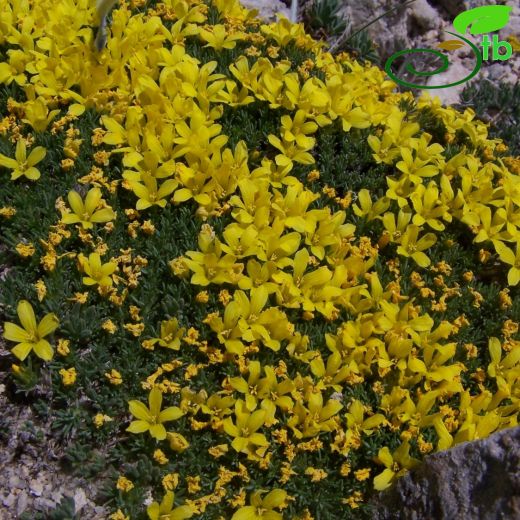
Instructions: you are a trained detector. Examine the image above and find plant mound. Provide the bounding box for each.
[0,1,519,519]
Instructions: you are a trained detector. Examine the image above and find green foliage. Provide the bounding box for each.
[304,0,347,38]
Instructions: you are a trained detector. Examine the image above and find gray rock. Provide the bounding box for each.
[29,479,44,497]
[2,494,17,508]
[369,426,520,520]
[16,491,28,517]
[34,497,57,511]
[73,488,88,514]
[410,0,442,31]
[8,475,26,490]
[240,0,290,22]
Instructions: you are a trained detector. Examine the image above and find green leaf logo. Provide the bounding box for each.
[453,5,512,35]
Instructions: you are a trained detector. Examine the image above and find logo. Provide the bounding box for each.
[385,5,514,89]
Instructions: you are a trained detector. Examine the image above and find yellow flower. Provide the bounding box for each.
[105,369,123,385]
[57,339,70,356]
[147,491,193,520]
[15,242,35,257]
[373,442,420,491]
[167,432,190,453]
[186,476,201,494]
[0,206,16,218]
[231,489,287,520]
[488,337,520,391]
[78,252,117,287]
[116,476,134,493]
[396,225,437,267]
[3,300,59,361]
[0,139,46,180]
[146,317,185,350]
[128,172,178,210]
[61,188,116,229]
[22,97,61,133]
[153,449,169,465]
[59,367,77,386]
[93,413,112,428]
[223,399,269,457]
[127,387,185,440]
[208,444,229,458]
[162,473,179,491]
[492,239,520,286]
[354,468,371,481]
[34,279,47,302]
[102,319,118,333]
[409,181,451,231]
[109,509,129,520]
[304,467,328,482]
[287,389,343,439]
[199,24,244,50]
[352,189,390,221]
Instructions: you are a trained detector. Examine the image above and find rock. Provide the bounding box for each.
[426,60,475,105]
[29,479,44,497]
[35,497,57,510]
[335,0,413,60]
[239,0,290,22]
[3,494,17,508]
[410,0,442,32]
[16,491,28,517]
[369,426,520,520]
[50,490,64,503]
[73,488,88,514]
[8,475,26,490]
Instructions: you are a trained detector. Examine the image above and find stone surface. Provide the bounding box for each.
[239,0,290,22]
[0,363,108,519]
[369,426,520,520]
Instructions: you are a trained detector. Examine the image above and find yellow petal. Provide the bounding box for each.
[247,409,266,433]
[11,342,34,361]
[17,300,37,335]
[373,468,395,491]
[147,502,160,520]
[149,387,163,418]
[68,104,85,116]
[15,139,26,163]
[0,154,19,169]
[37,313,59,337]
[129,400,151,421]
[33,339,53,361]
[377,446,394,467]
[67,190,84,216]
[84,188,102,215]
[159,406,184,423]
[3,322,32,342]
[89,253,102,272]
[127,420,150,434]
[27,146,46,166]
[150,423,167,440]
[23,167,41,180]
[321,399,343,420]
[170,505,194,520]
[61,213,81,224]
[488,337,502,365]
[508,267,520,286]
[161,491,175,513]
[231,506,257,520]
[91,208,115,223]
[262,489,287,509]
